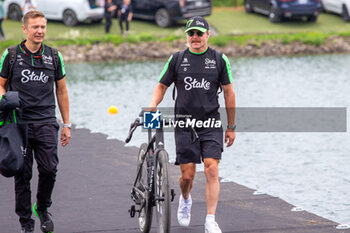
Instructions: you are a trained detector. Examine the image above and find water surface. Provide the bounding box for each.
[63,54,350,225]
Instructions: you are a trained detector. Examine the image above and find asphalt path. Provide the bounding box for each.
[1,126,349,233]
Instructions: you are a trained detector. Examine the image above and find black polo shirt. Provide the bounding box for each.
[0,41,66,123]
[159,47,233,121]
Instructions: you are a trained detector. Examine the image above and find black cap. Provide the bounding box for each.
[185,16,209,33]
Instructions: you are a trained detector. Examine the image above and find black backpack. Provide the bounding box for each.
[171,49,223,100]
[6,46,60,90]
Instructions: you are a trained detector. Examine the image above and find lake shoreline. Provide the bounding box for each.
[60,35,350,63]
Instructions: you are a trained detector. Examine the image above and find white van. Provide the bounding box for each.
[322,0,350,22]
[4,0,104,26]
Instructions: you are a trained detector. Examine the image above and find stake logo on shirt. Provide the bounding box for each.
[205,58,216,69]
[21,69,50,83]
[42,54,53,65]
[184,77,210,91]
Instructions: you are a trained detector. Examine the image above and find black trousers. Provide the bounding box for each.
[105,16,112,33]
[15,122,59,228]
[119,16,129,33]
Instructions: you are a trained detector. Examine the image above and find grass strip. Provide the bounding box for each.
[0,31,349,53]
[213,0,244,7]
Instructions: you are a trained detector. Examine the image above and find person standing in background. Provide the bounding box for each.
[0,0,6,40]
[104,0,116,34]
[117,0,133,34]
[21,0,37,16]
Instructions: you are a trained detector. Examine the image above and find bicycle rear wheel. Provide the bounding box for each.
[154,150,171,233]
[136,143,153,233]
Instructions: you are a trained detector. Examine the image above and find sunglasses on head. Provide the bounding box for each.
[187,30,204,37]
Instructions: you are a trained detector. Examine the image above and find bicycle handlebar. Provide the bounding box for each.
[125,115,198,144]
[125,118,142,143]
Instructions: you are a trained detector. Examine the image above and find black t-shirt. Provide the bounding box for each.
[0,41,66,123]
[159,47,233,121]
[104,2,114,18]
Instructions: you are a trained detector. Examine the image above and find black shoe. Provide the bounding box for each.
[21,227,34,233]
[33,202,54,233]
[20,220,34,233]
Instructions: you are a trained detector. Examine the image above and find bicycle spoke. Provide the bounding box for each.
[135,143,153,233]
[155,151,171,233]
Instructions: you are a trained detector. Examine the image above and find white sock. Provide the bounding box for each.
[206,214,215,223]
[182,194,191,203]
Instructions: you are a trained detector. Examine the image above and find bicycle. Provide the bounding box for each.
[125,116,175,233]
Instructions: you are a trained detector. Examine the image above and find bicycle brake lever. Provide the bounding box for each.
[125,135,131,144]
[125,118,141,143]
[138,110,144,117]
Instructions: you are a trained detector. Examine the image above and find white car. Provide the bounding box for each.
[322,0,350,22]
[4,0,104,26]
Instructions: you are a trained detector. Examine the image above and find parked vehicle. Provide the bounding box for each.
[322,0,350,22]
[4,0,104,26]
[244,0,323,23]
[130,0,212,28]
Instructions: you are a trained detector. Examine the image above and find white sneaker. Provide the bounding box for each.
[177,194,192,227]
[205,220,222,233]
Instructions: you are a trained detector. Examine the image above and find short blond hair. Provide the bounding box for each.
[22,11,46,27]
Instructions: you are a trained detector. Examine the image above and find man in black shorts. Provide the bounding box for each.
[149,16,236,233]
[0,11,71,233]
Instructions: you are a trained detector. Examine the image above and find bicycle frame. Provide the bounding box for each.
[132,126,167,206]
[126,116,175,233]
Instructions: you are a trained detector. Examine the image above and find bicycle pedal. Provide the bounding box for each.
[171,189,176,202]
[129,205,136,218]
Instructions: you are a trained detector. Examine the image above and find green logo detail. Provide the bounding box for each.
[186,19,194,28]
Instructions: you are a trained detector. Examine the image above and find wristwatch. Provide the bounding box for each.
[227,124,236,130]
[63,123,72,129]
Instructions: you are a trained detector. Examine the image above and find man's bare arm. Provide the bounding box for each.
[56,77,71,147]
[0,77,7,95]
[222,83,236,147]
[149,83,168,109]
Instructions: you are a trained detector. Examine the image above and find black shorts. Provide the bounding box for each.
[174,127,223,165]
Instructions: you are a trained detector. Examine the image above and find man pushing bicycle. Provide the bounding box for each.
[148,16,236,233]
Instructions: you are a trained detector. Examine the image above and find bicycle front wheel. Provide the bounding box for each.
[137,143,153,233]
[154,150,171,233]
